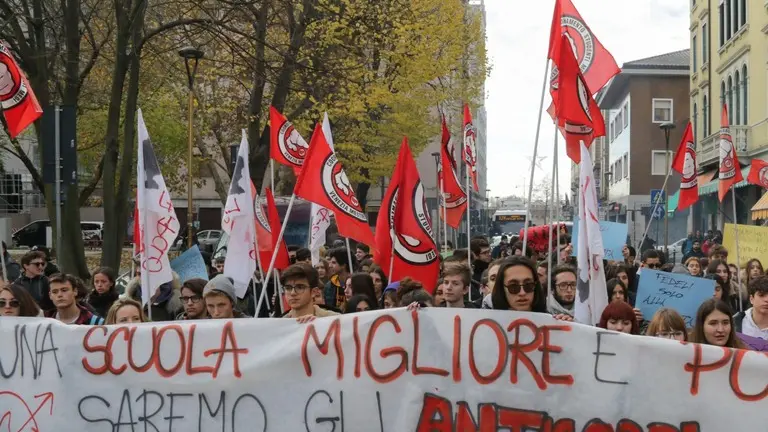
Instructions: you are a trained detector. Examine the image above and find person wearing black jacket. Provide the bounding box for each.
[14,250,53,311]
[32,246,60,277]
[681,240,706,264]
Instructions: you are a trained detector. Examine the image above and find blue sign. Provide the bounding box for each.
[650,189,666,205]
[171,245,209,283]
[651,205,666,220]
[571,220,629,261]
[635,269,715,328]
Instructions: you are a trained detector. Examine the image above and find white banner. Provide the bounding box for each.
[1,309,765,431]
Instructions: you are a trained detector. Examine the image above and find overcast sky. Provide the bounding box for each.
[485,0,689,201]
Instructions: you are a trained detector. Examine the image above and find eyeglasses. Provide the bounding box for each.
[655,331,685,339]
[504,281,536,295]
[30,261,45,267]
[284,284,310,293]
[556,282,577,291]
[645,263,661,269]
[180,295,202,304]
[0,299,20,308]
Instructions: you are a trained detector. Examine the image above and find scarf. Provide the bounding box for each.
[547,292,574,317]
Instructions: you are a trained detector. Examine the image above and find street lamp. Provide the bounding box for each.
[431,152,441,246]
[179,46,204,249]
[660,122,676,255]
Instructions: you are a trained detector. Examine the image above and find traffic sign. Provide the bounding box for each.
[651,205,665,220]
[650,189,666,205]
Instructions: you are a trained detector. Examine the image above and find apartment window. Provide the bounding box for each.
[693,102,698,138]
[651,151,673,175]
[703,95,709,137]
[616,112,623,135]
[725,0,731,41]
[727,76,733,123]
[616,159,623,182]
[609,121,614,142]
[622,154,628,178]
[739,0,746,27]
[702,23,708,64]
[734,70,741,125]
[742,65,748,124]
[692,34,698,70]
[718,2,725,46]
[623,104,629,128]
[731,0,738,34]
[652,99,673,123]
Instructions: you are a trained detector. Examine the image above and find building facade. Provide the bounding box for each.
[689,0,765,229]
[598,49,691,247]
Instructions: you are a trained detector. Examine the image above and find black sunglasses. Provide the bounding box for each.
[0,299,20,308]
[504,282,536,295]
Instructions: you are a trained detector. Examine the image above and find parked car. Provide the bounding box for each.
[12,220,104,248]
[170,229,222,253]
[656,237,687,261]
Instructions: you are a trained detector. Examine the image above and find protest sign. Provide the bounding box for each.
[2,309,765,431]
[723,223,768,267]
[571,219,628,261]
[635,269,715,327]
[170,245,209,282]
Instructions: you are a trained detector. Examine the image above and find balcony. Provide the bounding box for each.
[698,125,750,166]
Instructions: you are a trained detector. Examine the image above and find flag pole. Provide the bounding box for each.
[345,238,355,272]
[547,132,557,308]
[255,193,296,316]
[554,134,562,264]
[440,167,448,254]
[388,249,394,282]
[252,196,268,314]
[465,167,472,302]
[522,58,551,252]
[732,187,743,312]
[636,164,673,254]
[141,200,152,322]
[270,160,276,194]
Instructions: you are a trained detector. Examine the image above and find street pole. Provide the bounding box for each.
[54,106,62,252]
[179,46,204,249]
[660,122,676,256]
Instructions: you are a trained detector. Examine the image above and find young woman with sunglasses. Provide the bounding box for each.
[491,256,549,314]
[0,284,41,317]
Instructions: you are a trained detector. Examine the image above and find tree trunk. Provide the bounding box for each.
[246,0,270,189]
[99,3,132,272]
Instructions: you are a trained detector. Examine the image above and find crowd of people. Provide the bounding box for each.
[1,230,766,353]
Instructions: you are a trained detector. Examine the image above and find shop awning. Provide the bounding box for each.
[698,166,750,196]
[752,193,768,220]
[667,190,678,214]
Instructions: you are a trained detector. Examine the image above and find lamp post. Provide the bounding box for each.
[431,152,441,245]
[660,122,676,255]
[179,46,204,249]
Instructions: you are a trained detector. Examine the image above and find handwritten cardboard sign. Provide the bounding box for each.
[636,269,715,327]
[571,220,628,261]
[723,223,768,267]
[170,245,209,282]
[2,309,766,431]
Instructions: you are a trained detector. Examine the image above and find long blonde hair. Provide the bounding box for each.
[105,298,148,325]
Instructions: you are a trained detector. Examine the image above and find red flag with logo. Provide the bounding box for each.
[462,104,479,192]
[269,106,309,175]
[547,0,620,99]
[671,122,699,211]
[438,116,467,229]
[253,186,290,273]
[133,203,142,256]
[294,124,375,247]
[553,36,606,163]
[718,104,743,202]
[747,159,768,188]
[0,41,42,138]
[375,138,439,290]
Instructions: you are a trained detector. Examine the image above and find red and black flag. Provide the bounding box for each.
[0,41,42,138]
[671,122,699,210]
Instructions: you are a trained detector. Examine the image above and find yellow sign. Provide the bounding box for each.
[496,214,525,222]
[723,223,768,267]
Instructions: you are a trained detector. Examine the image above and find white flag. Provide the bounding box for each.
[575,142,609,325]
[222,130,257,297]
[136,109,180,306]
[309,112,334,265]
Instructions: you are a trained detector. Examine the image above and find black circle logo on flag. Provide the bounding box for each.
[277,119,309,166]
[0,47,27,110]
[387,183,437,266]
[680,143,698,189]
[321,153,367,222]
[254,200,271,233]
[437,162,467,209]
[550,15,595,90]
[463,123,477,167]
[759,166,768,188]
